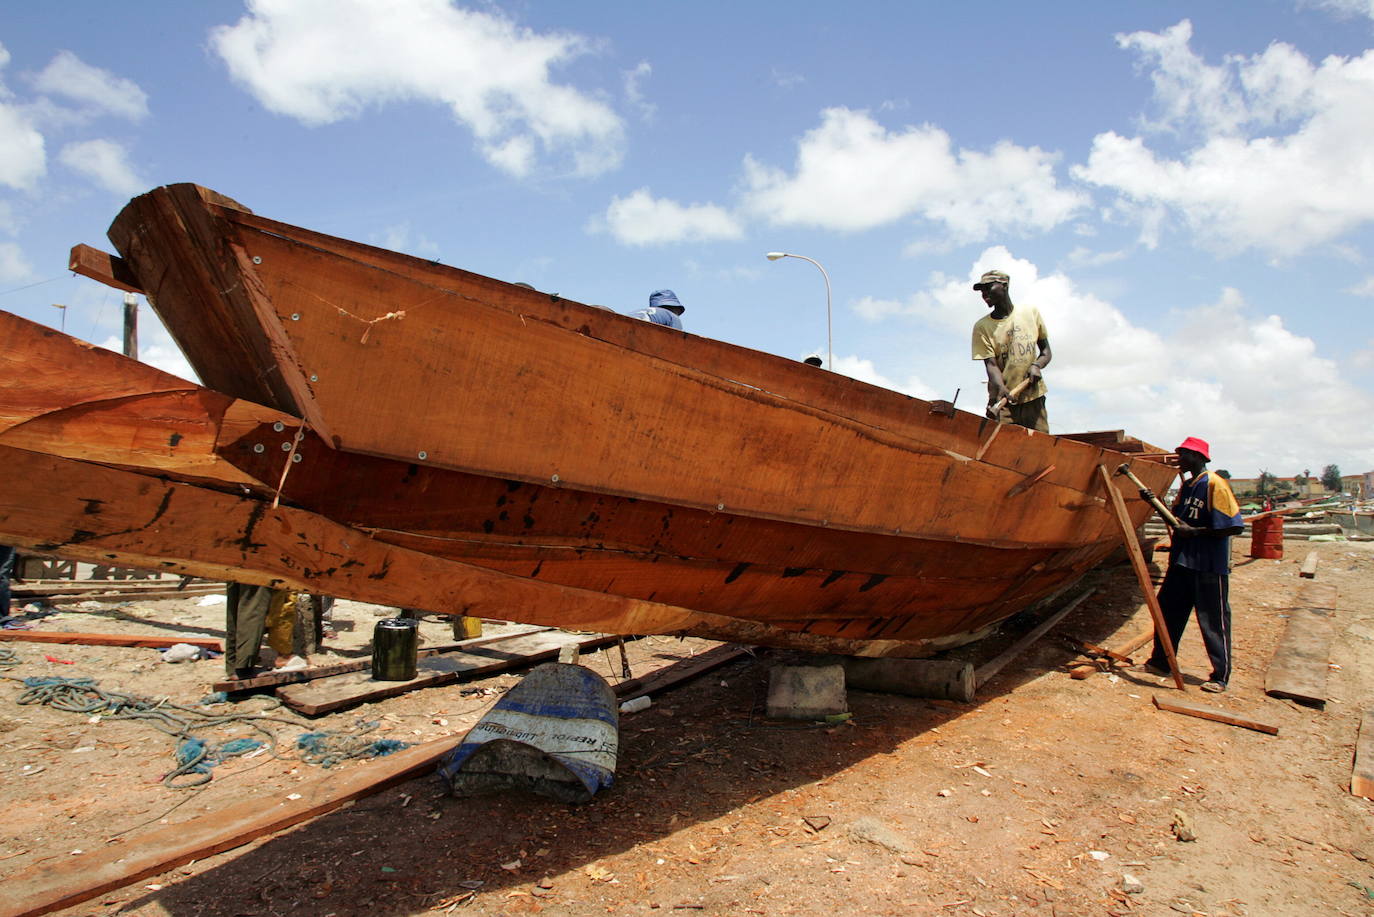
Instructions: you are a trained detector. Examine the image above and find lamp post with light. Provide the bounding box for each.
[765,252,832,370]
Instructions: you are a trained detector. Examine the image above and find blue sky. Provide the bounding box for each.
[2,0,1373,480]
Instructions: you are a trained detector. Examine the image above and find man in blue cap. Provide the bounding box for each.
[630,289,686,330]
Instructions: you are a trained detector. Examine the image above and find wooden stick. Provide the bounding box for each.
[1097,465,1185,690]
[1299,552,1319,579]
[973,588,1094,689]
[1111,625,1158,659]
[0,632,221,651]
[1152,694,1279,735]
[1353,712,1374,799]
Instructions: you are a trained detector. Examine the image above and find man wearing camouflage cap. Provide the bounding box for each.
[970,269,1052,433]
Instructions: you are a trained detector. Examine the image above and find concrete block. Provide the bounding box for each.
[767,664,847,720]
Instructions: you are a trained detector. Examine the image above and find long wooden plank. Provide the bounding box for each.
[210,625,555,692]
[1354,712,1374,799]
[42,587,223,607]
[278,632,624,715]
[1264,581,1339,709]
[612,643,751,698]
[1152,694,1279,735]
[0,632,220,650]
[1097,465,1185,689]
[2,736,458,917]
[973,588,1094,688]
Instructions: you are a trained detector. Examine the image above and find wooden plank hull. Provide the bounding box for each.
[0,182,1179,655]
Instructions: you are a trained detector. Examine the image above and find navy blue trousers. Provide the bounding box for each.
[1147,564,1232,686]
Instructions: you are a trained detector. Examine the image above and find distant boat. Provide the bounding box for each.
[0,184,1177,657]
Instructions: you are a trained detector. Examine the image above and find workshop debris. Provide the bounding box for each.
[766,664,847,720]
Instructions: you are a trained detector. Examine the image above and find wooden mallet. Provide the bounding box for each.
[1115,462,1180,529]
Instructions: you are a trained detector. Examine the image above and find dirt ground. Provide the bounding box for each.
[2,537,1372,917]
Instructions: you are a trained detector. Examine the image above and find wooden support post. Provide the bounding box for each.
[1097,465,1185,690]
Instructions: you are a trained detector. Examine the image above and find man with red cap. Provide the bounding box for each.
[1138,436,1245,692]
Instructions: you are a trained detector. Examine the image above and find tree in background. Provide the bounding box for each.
[1257,470,1278,495]
[1321,464,1343,492]
[1294,470,1307,488]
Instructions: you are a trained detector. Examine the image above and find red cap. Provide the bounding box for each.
[1175,436,1210,460]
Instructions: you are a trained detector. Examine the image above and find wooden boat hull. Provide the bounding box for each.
[0,183,1179,655]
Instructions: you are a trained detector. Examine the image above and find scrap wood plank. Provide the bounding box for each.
[42,587,223,607]
[1299,552,1319,578]
[67,242,144,294]
[613,642,751,699]
[1264,581,1338,709]
[0,631,221,650]
[210,624,555,692]
[2,736,457,917]
[1353,712,1374,799]
[278,631,624,715]
[1152,694,1279,735]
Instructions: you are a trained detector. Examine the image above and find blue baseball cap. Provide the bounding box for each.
[649,289,684,313]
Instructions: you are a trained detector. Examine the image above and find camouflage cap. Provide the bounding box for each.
[973,270,1010,291]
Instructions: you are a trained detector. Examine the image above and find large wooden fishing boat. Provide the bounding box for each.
[0,184,1177,656]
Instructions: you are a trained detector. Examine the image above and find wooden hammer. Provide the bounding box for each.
[1115,462,1181,528]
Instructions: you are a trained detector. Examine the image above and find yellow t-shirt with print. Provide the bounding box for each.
[971,304,1049,404]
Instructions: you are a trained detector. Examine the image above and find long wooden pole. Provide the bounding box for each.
[1097,465,1185,690]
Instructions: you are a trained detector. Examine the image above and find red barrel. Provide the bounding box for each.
[1250,515,1284,559]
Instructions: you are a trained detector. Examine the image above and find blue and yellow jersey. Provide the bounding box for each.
[1170,471,1243,574]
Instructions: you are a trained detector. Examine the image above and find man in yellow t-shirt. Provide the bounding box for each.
[970,269,1052,433]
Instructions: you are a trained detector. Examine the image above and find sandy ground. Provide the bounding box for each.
[1,536,1372,917]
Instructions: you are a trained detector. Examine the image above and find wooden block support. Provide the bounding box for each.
[1299,552,1319,578]
[1152,694,1279,735]
[1353,712,1374,799]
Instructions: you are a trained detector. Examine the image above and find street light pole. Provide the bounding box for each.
[766,252,832,370]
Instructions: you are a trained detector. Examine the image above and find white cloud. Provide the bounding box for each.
[0,241,33,282]
[623,61,654,121]
[210,0,625,178]
[1062,247,1128,269]
[0,44,46,191]
[599,188,743,245]
[58,139,143,195]
[1307,0,1374,20]
[1074,20,1374,255]
[831,354,940,400]
[1351,276,1374,296]
[31,50,149,121]
[739,107,1086,243]
[372,222,440,258]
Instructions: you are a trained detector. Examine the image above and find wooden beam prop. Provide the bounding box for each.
[1264,581,1338,709]
[67,243,144,294]
[1353,712,1374,800]
[1110,624,1158,660]
[277,632,625,716]
[1097,465,1185,690]
[973,587,1094,689]
[1152,694,1279,735]
[0,632,220,650]
[1299,552,1319,578]
[2,736,458,917]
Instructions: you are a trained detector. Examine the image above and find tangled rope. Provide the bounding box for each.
[296,720,410,768]
[12,676,407,788]
[0,646,19,668]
